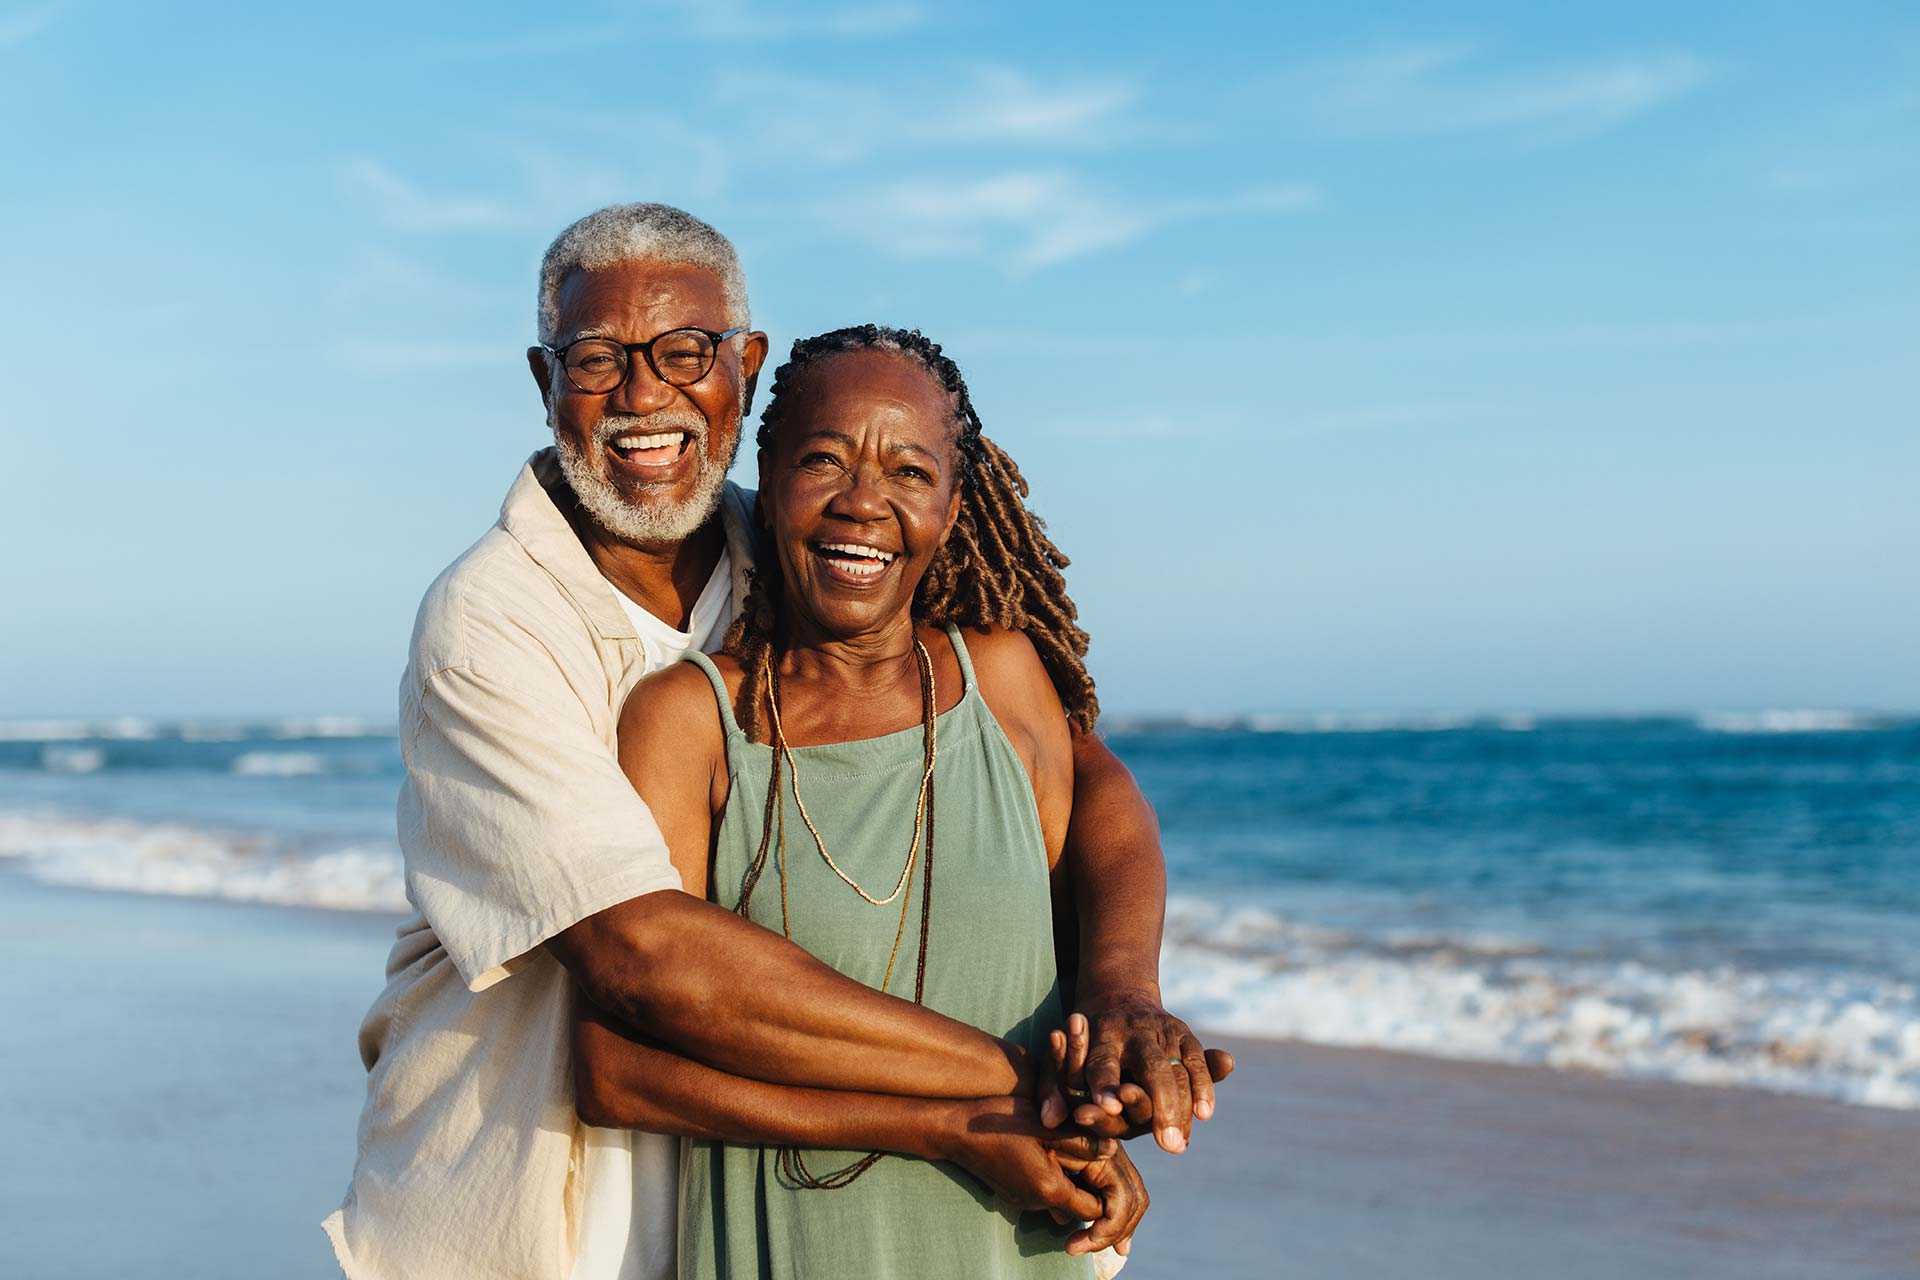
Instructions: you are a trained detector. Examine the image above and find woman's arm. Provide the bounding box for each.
[966,628,1233,1150]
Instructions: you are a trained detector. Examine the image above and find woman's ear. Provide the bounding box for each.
[941,480,964,545]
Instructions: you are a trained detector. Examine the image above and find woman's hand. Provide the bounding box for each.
[1036,1000,1235,1152]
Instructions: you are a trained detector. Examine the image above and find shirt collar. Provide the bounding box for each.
[498,448,757,644]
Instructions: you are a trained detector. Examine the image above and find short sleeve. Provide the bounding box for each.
[401,662,684,991]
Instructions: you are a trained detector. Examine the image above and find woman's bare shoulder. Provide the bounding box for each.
[617,658,730,764]
[956,625,1051,692]
[954,626,1068,733]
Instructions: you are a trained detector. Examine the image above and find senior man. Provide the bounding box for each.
[324,204,1218,1280]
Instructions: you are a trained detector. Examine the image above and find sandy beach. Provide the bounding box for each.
[6,871,1917,1280]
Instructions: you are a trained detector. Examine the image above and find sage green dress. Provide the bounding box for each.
[679,626,1092,1280]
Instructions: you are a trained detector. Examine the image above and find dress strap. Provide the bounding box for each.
[941,622,980,702]
[682,650,749,747]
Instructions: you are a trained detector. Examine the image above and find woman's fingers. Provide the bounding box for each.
[1181,1033,1216,1121]
[1081,1032,1127,1116]
[1071,1079,1154,1135]
[1125,1036,1193,1153]
[1066,1011,1091,1084]
[1037,1027,1070,1128]
[1067,1102,1137,1137]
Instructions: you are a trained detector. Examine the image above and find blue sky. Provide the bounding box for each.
[2,2,1916,717]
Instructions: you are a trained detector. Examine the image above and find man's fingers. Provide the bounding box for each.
[1068,1149,1149,1255]
[1182,1034,1217,1121]
[1204,1047,1235,1082]
[1112,1149,1149,1245]
[1044,1132,1117,1163]
[1047,1173,1103,1223]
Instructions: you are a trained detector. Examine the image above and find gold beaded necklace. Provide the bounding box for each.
[740,639,940,1189]
[765,639,937,908]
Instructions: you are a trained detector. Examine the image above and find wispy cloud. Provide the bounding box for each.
[829,169,1319,270]
[938,65,1135,144]
[663,0,929,40]
[713,63,1138,163]
[0,2,63,48]
[329,337,512,373]
[427,2,927,59]
[335,159,510,231]
[325,248,499,309]
[814,3,926,38]
[1268,42,1711,140]
[1052,399,1527,444]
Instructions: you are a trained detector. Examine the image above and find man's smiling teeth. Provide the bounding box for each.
[817,541,896,577]
[611,431,688,450]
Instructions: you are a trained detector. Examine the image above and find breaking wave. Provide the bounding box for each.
[0,811,406,913]
[1160,897,1920,1110]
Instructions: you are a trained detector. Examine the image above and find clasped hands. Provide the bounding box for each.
[950,992,1233,1258]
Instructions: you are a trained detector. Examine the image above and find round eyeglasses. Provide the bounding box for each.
[543,326,746,394]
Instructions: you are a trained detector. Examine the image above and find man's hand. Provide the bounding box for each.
[1060,1143,1148,1258]
[1036,1001,1235,1152]
[935,1096,1112,1221]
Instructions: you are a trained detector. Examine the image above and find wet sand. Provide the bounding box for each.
[5,872,1917,1279]
[1120,1039,1920,1279]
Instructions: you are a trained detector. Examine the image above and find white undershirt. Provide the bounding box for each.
[571,548,732,1280]
[611,546,735,671]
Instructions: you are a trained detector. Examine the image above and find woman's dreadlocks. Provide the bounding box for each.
[722,323,1099,742]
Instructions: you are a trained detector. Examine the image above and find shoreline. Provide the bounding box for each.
[8,860,1920,1116]
[9,873,1920,1277]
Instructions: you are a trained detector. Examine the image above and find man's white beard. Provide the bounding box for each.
[550,400,741,548]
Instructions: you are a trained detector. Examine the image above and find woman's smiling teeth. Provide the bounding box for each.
[814,541,898,579]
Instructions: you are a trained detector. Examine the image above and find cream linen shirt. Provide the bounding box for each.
[323,450,756,1280]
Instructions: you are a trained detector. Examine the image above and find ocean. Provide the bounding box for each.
[4,711,1917,1109]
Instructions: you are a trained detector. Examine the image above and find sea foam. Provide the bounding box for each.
[1159,897,1920,1110]
[1694,709,1880,734]
[0,812,406,913]
[231,751,330,777]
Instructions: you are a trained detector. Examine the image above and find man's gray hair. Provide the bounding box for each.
[536,203,749,345]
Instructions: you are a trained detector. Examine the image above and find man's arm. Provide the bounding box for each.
[564,997,1152,1251]
[550,890,1030,1098]
[547,660,1029,1100]
[571,996,1150,1255]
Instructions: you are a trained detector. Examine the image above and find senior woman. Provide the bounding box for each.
[575,326,1227,1278]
